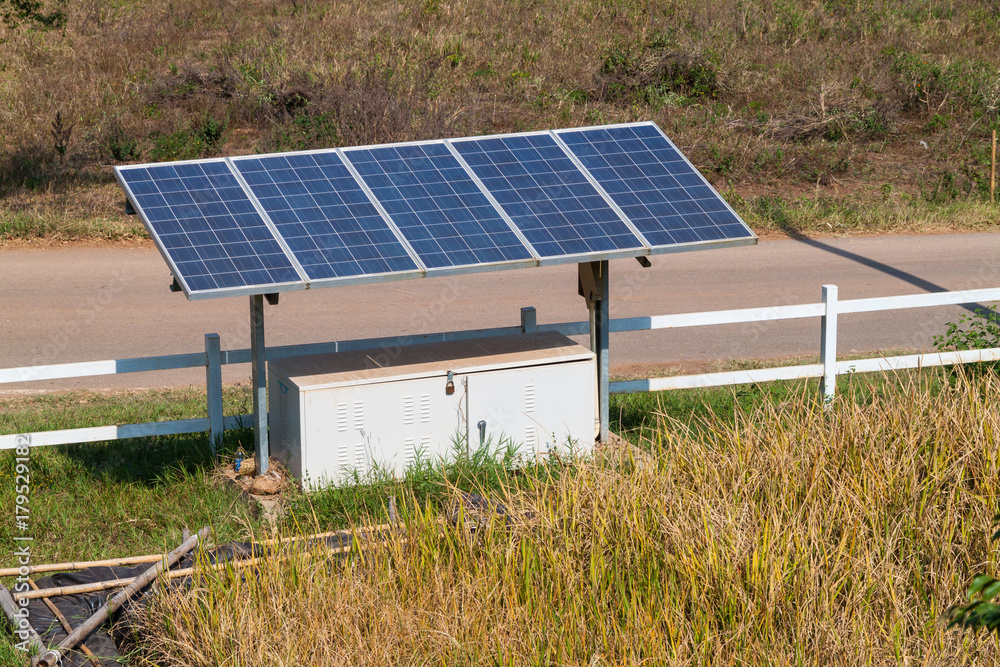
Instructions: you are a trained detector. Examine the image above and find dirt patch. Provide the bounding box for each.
[215,457,296,526]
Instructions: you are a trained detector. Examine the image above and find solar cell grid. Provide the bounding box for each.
[450,133,645,258]
[117,122,755,299]
[231,151,420,280]
[557,124,754,246]
[345,142,534,269]
[118,161,301,293]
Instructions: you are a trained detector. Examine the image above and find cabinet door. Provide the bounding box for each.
[466,360,596,460]
[301,376,464,487]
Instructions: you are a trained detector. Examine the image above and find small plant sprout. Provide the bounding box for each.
[50,110,73,161]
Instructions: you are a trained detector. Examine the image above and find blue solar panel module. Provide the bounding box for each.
[115,159,304,299]
[230,151,422,283]
[449,133,646,262]
[343,142,537,271]
[555,123,756,252]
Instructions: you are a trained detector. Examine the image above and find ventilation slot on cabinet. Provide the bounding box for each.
[337,404,348,433]
[403,395,415,425]
[524,426,537,457]
[355,442,367,468]
[404,438,417,467]
[338,442,350,467]
[525,383,536,413]
[420,394,431,424]
[353,401,364,430]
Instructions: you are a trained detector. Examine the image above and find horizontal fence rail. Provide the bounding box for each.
[2,284,999,449]
[0,352,208,385]
[0,416,252,450]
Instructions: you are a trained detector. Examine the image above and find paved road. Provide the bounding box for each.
[2,232,1000,392]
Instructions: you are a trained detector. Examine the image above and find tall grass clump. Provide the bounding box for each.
[135,371,1000,665]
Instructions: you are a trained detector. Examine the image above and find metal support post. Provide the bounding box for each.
[250,295,269,474]
[820,284,838,407]
[579,261,610,442]
[520,306,537,333]
[204,333,223,457]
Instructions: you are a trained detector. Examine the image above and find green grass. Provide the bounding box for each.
[0,432,260,567]
[736,194,1000,237]
[0,641,19,667]
[0,385,252,434]
[611,371,950,438]
[0,385,262,568]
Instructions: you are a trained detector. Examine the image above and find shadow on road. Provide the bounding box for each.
[783,227,995,317]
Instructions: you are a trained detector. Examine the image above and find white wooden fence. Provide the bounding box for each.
[3,283,999,450]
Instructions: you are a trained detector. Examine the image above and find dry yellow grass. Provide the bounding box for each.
[136,372,1000,665]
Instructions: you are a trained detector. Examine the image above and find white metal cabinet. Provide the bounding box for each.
[268,332,596,489]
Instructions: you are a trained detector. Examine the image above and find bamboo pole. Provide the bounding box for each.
[27,579,102,667]
[253,522,393,547]
[15,578,131,601]
[0,583,45,661]
[0,525,389,578]
[36,526,211,667]
[0,554,169,579]
[0,522,404,579]
[16,542,359,601]
[16,531,415,602]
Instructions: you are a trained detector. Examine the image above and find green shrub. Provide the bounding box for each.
[598,39,719,105]
[148,114,227,162]
[196,113,227,149]
[933,305,1000,352]
[1,0,66,30]
[886,48,1000,117]
[103,121,140,162]
[149,129,204,162]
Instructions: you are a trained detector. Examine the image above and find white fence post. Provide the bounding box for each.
[204,333,223,456]
[820,285,839,406]
[520,307,537,333]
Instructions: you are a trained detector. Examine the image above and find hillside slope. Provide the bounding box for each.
[0,0,998,241]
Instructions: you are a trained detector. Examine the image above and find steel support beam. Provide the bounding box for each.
[250,295,269,474]
[204,333,223,456]
[579,260,609,442]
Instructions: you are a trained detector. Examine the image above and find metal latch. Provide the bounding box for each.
[477,420,487,445]
[446,371,455,395]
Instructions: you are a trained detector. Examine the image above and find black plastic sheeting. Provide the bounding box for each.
[23,536,349,666]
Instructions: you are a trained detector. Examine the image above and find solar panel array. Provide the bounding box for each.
[115,122,755,299]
